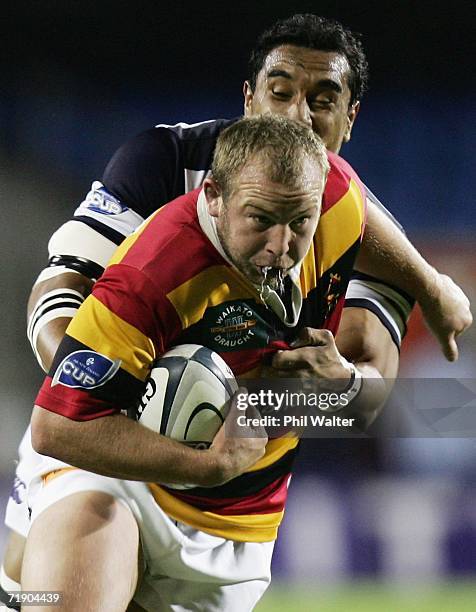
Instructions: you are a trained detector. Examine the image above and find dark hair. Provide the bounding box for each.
[249,14,369,106]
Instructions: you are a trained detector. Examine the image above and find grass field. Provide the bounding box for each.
[255,581,476,612]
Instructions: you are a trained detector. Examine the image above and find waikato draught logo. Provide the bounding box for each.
[210,303,257,348]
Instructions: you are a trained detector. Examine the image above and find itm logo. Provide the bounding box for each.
[211,303,257,348]
[51,350,121,390]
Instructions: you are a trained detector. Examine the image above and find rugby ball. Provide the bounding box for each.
[138,344,237,452]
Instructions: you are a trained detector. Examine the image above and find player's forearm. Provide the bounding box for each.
[357,200,439,304]
[357,203,472,361]
[31,406,226,487]
[341,363,390,429]
[335,308,398,428]
[27,271,94,371]
[317,360,390,430]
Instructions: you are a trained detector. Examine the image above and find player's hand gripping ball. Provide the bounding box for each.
[137,344,238,478]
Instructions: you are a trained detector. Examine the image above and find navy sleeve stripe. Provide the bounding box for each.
[29,300,84,338]
[29,291,84,322]
[73,216,126,246]
[344,297,402,349]
[351,271,415,309]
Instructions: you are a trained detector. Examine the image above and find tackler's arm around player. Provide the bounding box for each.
[26,215,117,372]
[358,200,473,361]
[334,304,399,427]
[27,271,95,371]
[269,327,390,430]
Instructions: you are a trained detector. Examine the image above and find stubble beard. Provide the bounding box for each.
[215,219,284,292]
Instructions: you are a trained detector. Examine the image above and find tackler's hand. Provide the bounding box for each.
[269,327,353,386]
[419,273,472,362]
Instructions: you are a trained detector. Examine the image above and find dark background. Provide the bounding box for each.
[2,1,475,232]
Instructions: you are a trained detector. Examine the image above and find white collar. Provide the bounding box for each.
[197,189,303,326]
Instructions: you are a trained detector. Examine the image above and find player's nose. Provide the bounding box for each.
[265,225,292,258]
[287,101,312,129]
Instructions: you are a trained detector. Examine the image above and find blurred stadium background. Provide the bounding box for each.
[1,2,475,609]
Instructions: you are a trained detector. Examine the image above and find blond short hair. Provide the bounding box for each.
[211,115,329,199]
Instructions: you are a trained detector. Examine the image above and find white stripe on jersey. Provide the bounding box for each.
[27,288,86,371]
[345,278,413,346]
[30,306,83,371]
[349,277,413,319]
[27,288,84,337]
[155,119,217,130]
[34,266,82,283]
[48,218,120,268]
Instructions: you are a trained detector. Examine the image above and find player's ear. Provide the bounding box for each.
[343,101,360,143]
[243,81,254,117]
[203,177,223,217]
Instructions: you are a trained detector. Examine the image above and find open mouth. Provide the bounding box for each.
[258,265,278,277]
[259,265,272,276]
[257,265,286,292]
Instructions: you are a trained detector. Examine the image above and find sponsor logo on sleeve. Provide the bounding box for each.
[82,180,129,215]
[51,350,121,390]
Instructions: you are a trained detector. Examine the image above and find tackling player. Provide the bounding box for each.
[1,13,471,610]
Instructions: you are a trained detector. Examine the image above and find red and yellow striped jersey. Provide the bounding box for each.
[36,152,366,542]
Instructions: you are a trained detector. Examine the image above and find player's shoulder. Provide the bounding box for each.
[109,117,235,163]
[155,118,236,142]
[154,118,237,173]
[110,189,221,283]
[102,117,237,217]
[326,150,365,186]
[323,151,366,213]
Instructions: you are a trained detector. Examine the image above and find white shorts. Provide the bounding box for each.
[4,428,37,538]
[27,468,274,612]
[4,427,74,538]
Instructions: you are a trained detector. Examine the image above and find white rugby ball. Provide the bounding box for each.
[138,344,237,453]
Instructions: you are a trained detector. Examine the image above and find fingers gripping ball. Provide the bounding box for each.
[137,344,238,456]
